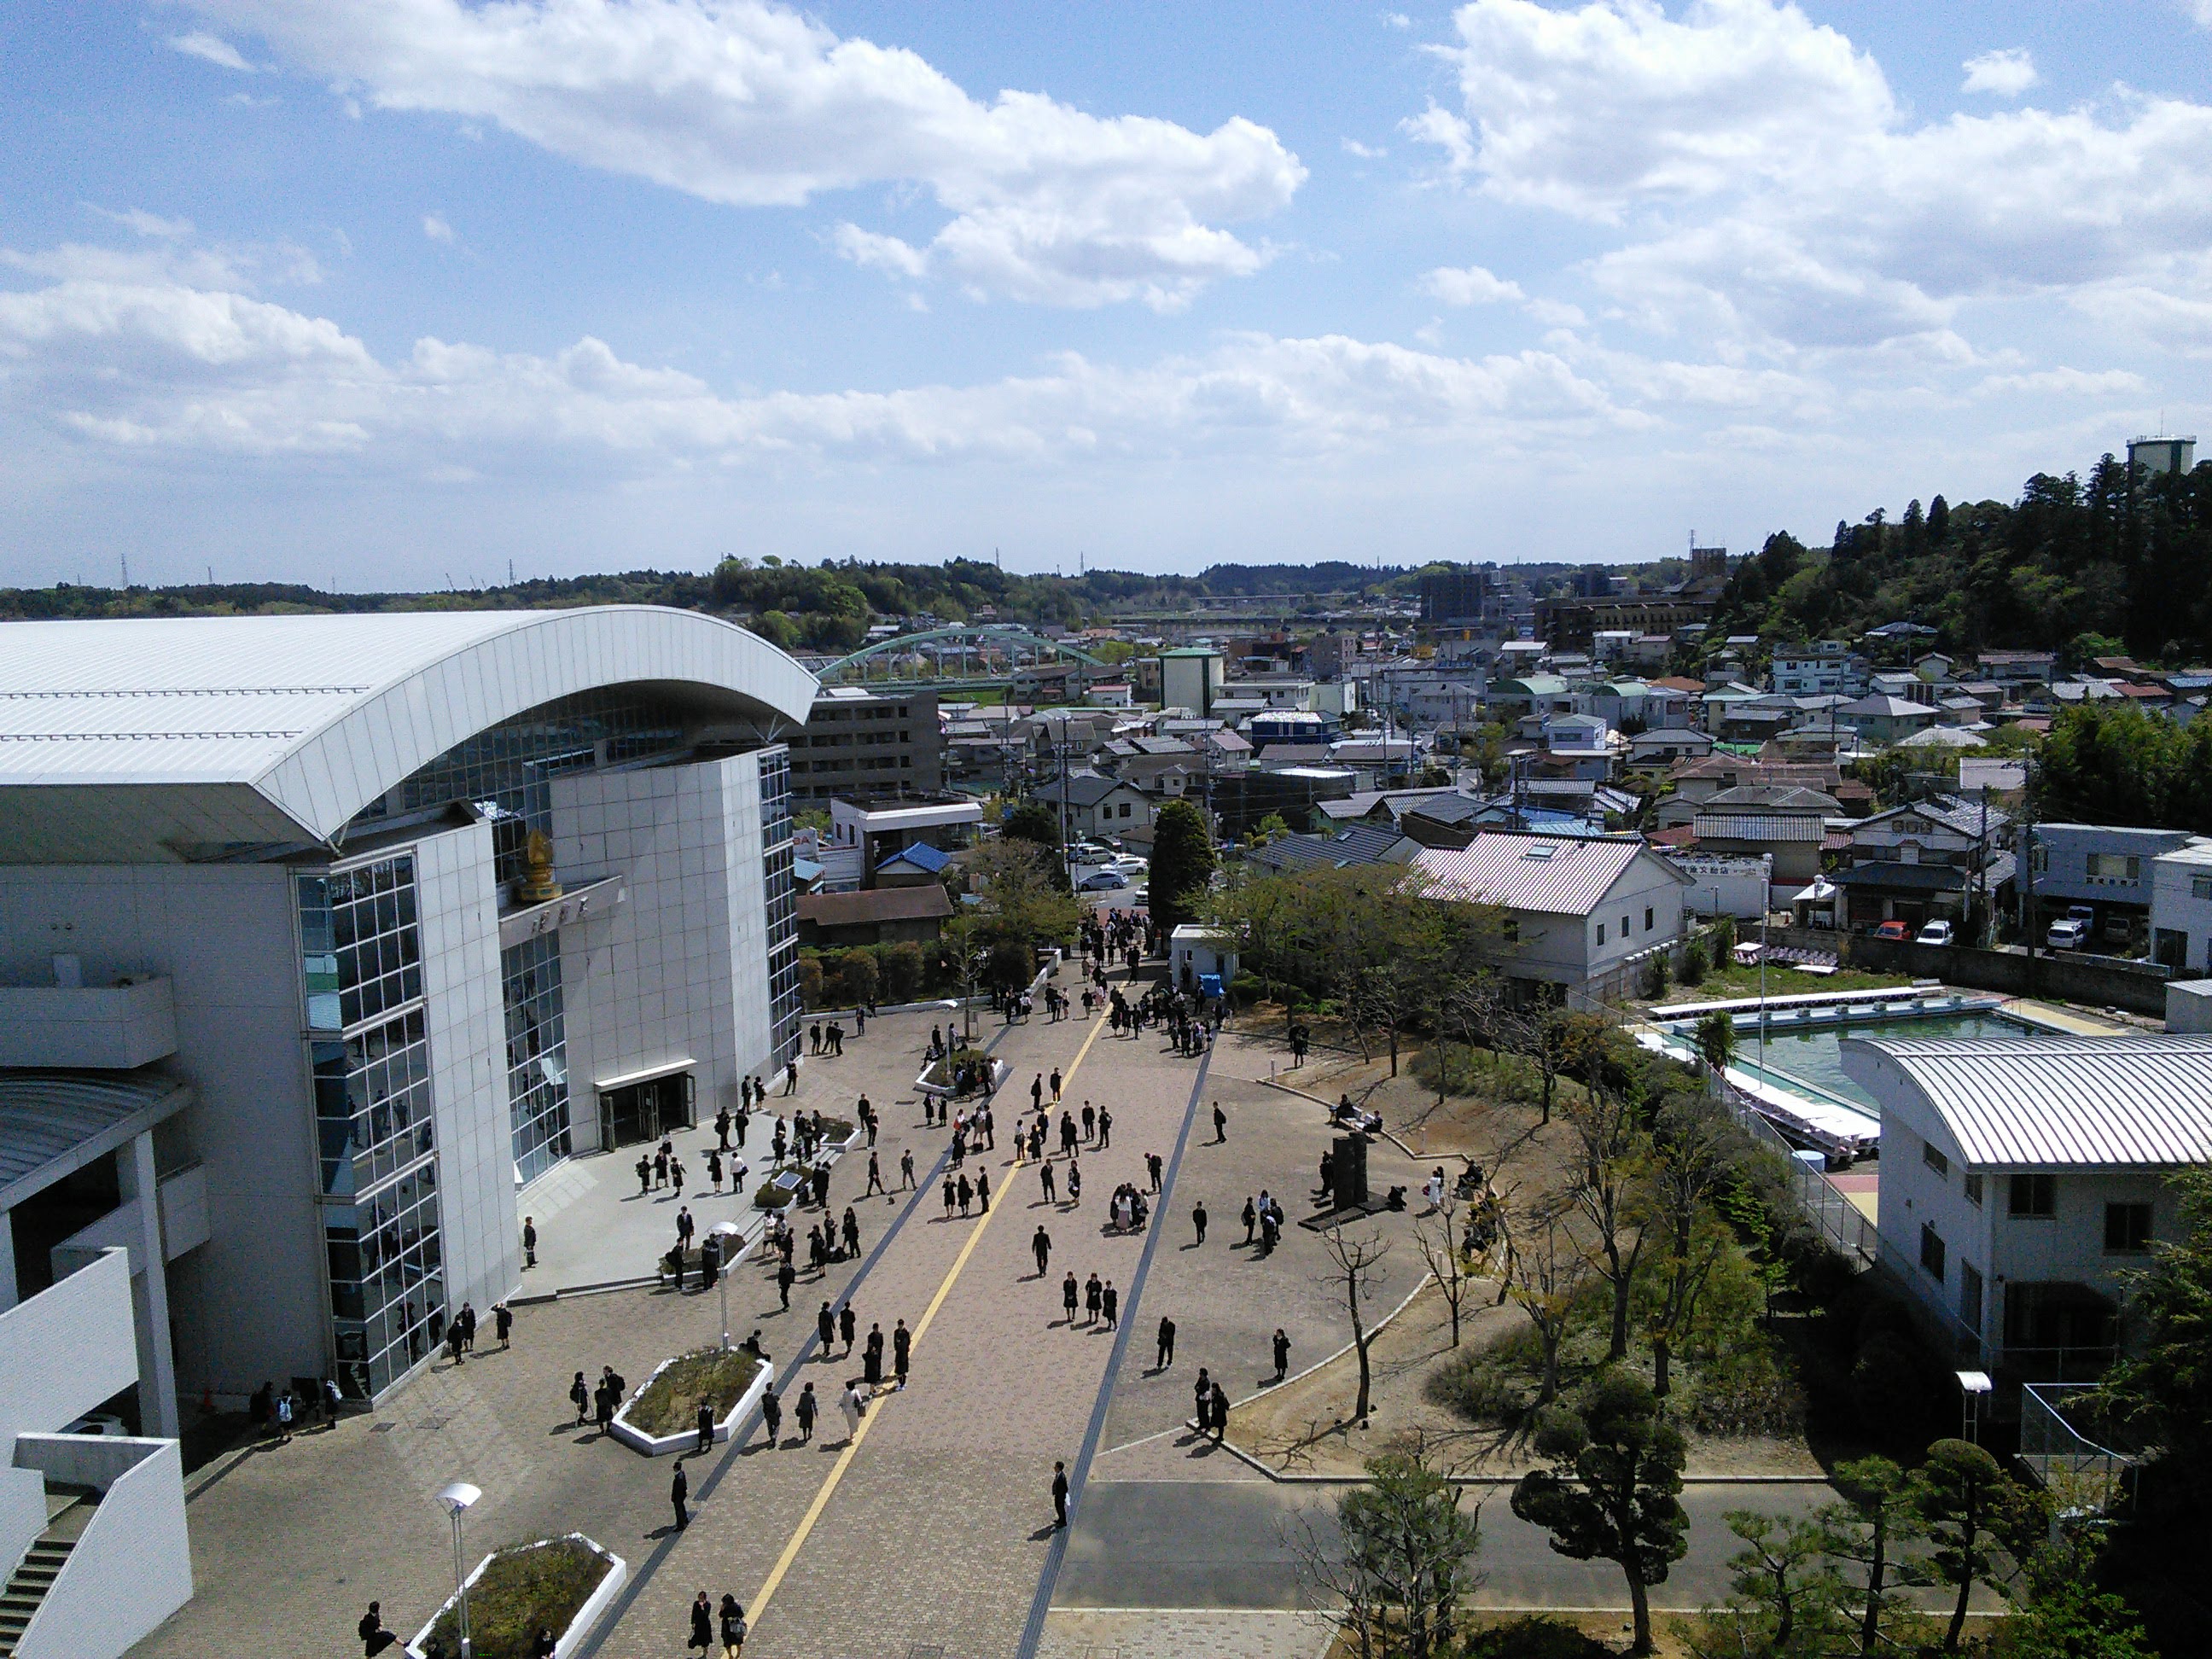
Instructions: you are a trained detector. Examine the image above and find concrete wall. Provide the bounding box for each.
[13,1438,190,1659]
[0,865,322,1400]
[553,755,777,1148]
[0,978,176,1068]
[1842,933,2173,1016]
[410,821,518,1324]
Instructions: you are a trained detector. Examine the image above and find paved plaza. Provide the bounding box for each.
[133,980,1851,1659]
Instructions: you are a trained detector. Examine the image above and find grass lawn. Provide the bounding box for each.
[626,1348,766,1437]
[1652,961,1914,1004]
[426,1537,610,1659]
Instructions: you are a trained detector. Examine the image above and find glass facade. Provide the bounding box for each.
[355,689,690,883]
[300,853,445,1400]
[760,746,802,1063]
[501,932,572,1185]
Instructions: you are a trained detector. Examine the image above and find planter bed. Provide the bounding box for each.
[408,1534,625,1659]
[610,1348,771,1457]
[653,1230,756,1286]
[915,1051,1008,1103]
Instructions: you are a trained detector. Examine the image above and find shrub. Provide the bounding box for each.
[1644,953,1670,998]
[798,954,824,1009]
[879,940,923,1001]
[426,1538,610,1659]
[988,939,1033,990]
[1679,939,1708,986]
[1684,1342,1805,1437]
[1426,1318,1550,1425]
[1461,1615,1615,1658]
[1711,914,1737,958]
[837,949,880,1008]
[626,1348,767,1437]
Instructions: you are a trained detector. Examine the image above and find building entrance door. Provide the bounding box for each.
[597,1071,696,1150]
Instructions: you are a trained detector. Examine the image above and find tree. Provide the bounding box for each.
[1494,1191,1594,1408]
[1294,1447,1484,1658]
[1561,1061,1649,1365]
[1149,799,1217,931]
[1688,1510,1841,1659]
[1511,1370,1690,1656]
[2093,1163,2212,1470]
[1811,1456,1925,1658]
[1250,811,1294,846]
[1695,1010,1737,1073]
[958,838,1081,957]
[1318,1226,1393,1427]
[1910,1439,2047,1653]
[1412,1190,1477,1349]
[1003,799,1062,849]
[1995,1545,2157,1659]
[1636,1094,1742,1397]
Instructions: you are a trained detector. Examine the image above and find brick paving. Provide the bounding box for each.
[1038,1607,1336,1659]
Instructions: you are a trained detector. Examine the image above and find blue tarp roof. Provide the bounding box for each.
[878,841,953,874]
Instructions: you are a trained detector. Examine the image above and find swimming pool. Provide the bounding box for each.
[1732,1009,2058,1111]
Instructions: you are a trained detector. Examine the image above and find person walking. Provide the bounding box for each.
[942,1174,957,1220]
[776,1258,795,1311]
[672,1157,687,1198]
[1039,1159,1058,1204]
[1084,1272,1103,1325]
[759,1386,783,1447]
[719,1594,747,1659]
[689,1591,714,1655]
[899,1147,916,1191]
[1050,1067,1062,1103]
[1062,1271,1080,1325]
[1102,1280,1119,1330]
[570,1371,590,1426]
[795,1383,818,1443]
[818,1301,836,1355]
[522,1216,538,1269]
[1213,1101,1228,1143]
[839,1302,857,1357]
[1031,1073,1044,1111]
[696,1399,717,1454]
[838,1382,866,1442]
[1067,1161,1081,1208]
[1051,1460,1070,1529]
[976,1169,991,1214]
[358,1602,399,1656]
[1272,1328,1292,1382]
[671,1460,691,1530]
[893,1319,911,1388]
[864,1152,884,1196]
[1192,1200,1208,1246]
[1032,1225,1052,1278]
[1155,1315,1175,1370]
[841,1206,861,1259]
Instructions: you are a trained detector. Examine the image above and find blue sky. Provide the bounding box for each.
[3,1,2209,588]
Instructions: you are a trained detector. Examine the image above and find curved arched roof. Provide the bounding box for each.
[0,607,816,860]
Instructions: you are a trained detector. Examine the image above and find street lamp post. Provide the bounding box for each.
[713,1222,742,1350]
[1758,854,1773,1070]
[437,1481,482,1659]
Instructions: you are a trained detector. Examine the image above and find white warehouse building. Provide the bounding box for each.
[0,608,816,1421]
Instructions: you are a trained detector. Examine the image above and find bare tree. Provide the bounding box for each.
[1494,1193,1593,1408]
[1637,1093,1743,1397]
[1318,1225,1394,1426]
[1560,1059,1649,1365]
[1411,1188,1477,1350]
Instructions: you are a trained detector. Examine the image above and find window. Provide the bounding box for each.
[2104,1202,2153,1254]
[1919,1223,1947,1284]
[1644,906,1655,932]
[1596,922,1607,946]
[2010,1173,2056,1218]
[2087,853,2141,881]
[1960,1261,1983,1334]
[1621,915,1631,940]
[2193,875,2212,901]
[1922,1141,1948,1179]
[1119,802,1132,818]
[1963,1172,1982,1205]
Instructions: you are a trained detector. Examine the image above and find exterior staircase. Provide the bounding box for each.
[0,1493,94,1659]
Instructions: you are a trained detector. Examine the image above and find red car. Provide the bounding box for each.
[1871,921,1912,941]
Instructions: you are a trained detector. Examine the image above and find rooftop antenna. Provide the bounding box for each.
[119,553,130,589]
[508,558,516,586]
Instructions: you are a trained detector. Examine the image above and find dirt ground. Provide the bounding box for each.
[1226,1279,1821,1481]
[1321,1609,1720,1659]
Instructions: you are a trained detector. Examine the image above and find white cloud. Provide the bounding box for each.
[1422,264,1524,306]
[1409,0,2212,353]
[1384,12,1413,28]
[1962,49,2038,97]
[183,0,1305,309]
[88,207,195,239]
[0,242,1620,464]
[2189,1,2212,28]
[168,31,254,73]
[1341,137,1388,160]
[422,212,455,243]
[1970,366,2145,399]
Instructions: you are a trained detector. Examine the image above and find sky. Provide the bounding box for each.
[3,1,2209,589]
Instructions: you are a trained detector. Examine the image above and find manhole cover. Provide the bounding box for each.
[369,1423,394,1435]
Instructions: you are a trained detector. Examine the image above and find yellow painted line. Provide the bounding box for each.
[748,1013,1109,1622]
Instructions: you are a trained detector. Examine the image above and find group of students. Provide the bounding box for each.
[568,1363,631,1436]
[686,1591,748,1658]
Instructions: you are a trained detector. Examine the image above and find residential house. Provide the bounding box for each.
[1033,771,1155,840]
[797,883,954,948]
[1771,641,1871,697]
[2029,823,2203,950]
[1416,832,1690,996]
[2150,839,2212,973]
[1656,755,1842,829]
[1539,713,1615,782]
[870,841,954,888]
[1627,726,1714,769]
[1245,824,1421,876]
[1691,784,1837,890]
[830,795,984,888]
[1838,694,1939,744]
[1832,797,2012,933]
[1976,650,2058,688]
[1842,1033,2212,1369]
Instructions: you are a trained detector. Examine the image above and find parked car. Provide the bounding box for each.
[2047,917,2091,951]
[1915,920,1955,946]
[1872,920,1912,941]
[1076,869,1130,891]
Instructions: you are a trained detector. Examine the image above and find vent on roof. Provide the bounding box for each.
[1522,843,1557,859]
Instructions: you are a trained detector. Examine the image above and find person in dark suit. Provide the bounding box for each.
[893,1319,911,1388]
[358,1602,399,1655]
[696,1400,716,1454]
[1051,1460,1070,1528]
[688,1589,713,1652]
[1155,1316,1175,1369]
[671,1460,690,1529]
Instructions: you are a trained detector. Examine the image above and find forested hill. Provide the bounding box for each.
[1708,454,2212,665]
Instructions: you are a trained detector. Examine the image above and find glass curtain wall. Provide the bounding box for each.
[501,932,572,1184]
[760,746,802,1063]
[300,853,446,1400]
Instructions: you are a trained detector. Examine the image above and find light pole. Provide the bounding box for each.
[437,1481,482,1659]
[1758,853,1773,1070]
[713,1221,742,1350]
